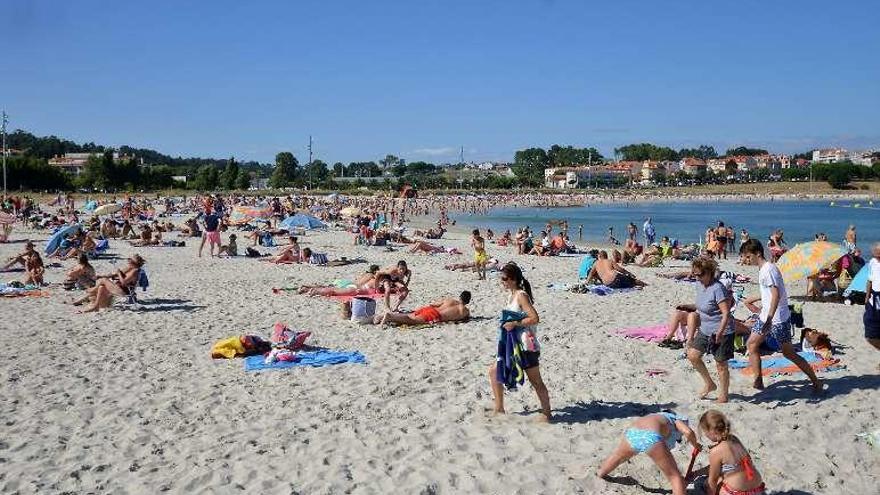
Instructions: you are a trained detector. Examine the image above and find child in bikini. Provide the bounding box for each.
[597,411,701,495]
[698,410,765,495]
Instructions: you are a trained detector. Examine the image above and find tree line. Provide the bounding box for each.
[2,130,878,192]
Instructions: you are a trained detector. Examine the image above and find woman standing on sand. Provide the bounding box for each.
[487,263,551,421]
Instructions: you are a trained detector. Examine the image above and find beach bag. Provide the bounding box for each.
[350,296,376,324]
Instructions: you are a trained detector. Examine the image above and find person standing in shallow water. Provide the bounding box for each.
[487,263,551,422]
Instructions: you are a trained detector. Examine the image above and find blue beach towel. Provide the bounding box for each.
[496,310,528,390]
[578,257,596,279]
[244,350,367,371]
[728,351,823,370]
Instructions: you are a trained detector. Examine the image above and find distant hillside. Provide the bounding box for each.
[6,130,272,171]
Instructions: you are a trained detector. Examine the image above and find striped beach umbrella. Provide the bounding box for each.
[776,241,849,286]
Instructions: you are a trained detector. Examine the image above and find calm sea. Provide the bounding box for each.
[453,200,880,248]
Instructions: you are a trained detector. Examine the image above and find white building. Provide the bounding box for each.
[812,148,848,163]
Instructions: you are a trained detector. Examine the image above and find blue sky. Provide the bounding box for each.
[4,0,879,164]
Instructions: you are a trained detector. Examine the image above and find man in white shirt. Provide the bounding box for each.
[863,242,880,360]
[740,239,822,394]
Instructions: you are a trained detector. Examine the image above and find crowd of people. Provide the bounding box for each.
[2,191,879,495]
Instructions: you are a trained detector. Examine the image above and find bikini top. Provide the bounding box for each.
[715,441,757,480]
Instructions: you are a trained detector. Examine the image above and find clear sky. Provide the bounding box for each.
[4,0,879,164]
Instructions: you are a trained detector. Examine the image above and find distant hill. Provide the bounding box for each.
[6,130,272,172]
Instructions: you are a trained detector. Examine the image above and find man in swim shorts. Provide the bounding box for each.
[587,251,646,288]
[376,291,471,325]
[472,229,489,280]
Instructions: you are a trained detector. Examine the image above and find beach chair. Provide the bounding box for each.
[126,269,150,304]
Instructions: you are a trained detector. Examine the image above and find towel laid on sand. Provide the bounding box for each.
[615,324,671,342]
[568,283,638,296]
[244,350,367,371]
[0,283,49,298]
[728,351,843,377]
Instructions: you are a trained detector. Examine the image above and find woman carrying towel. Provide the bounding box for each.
[486,263,551,422]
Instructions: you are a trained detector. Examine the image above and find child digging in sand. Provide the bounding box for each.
[596,411,701,495]
[697,410,765,495]
[739,239,822,394]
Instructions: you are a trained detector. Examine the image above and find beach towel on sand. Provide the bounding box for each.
[728,351,843,377]
[568,283,638,296]
[211,335,271,359]
[244,350,367,371]
[0,283,49,298]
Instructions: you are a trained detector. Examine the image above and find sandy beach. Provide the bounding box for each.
[1,222,878,495]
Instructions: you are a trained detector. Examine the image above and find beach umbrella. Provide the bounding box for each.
[45,224,82,254]
[776,241,849,286]
[93,203,122,216]
[0,212,15,225]
[844,264,870,297]
[340,206,362,217]
[279,213,327,231]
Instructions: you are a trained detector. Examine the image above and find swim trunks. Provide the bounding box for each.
[413,306,442,324]
[751,318,792,344]
[475,251,488,264]
[205,231,221,244]
[608,272,636,289]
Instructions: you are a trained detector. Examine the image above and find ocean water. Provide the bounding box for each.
[453,200,880,248]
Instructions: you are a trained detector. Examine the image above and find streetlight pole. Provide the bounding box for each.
[2,111,7,199]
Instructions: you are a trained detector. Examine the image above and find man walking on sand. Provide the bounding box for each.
[739,239,822,394]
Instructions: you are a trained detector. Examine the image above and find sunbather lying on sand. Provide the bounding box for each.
[409,241,461,255]
[445,258,500,272]
[298,273,402,310]
[374,291,471,325]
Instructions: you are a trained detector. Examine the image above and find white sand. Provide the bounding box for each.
[1,225,878,494]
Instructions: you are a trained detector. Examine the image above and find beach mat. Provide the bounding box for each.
[614,324,669,342]
[729,351,843,377]
[1,283,49,298]
[244,350,367,371]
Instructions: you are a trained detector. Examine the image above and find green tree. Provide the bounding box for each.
[678,145,718,160]
[270,152,298,188]
[193,165,219,190]
[380,154,403,172]
[827,167,851,189]
[235,170,252,190]
[220,156,239,190]
[332,162,345,177]
[725,146,768,157]
[79,154,113,190]
[725,160,738,175]
[304,159,329,186]
[513,147,549,187]
[615,143,678,162]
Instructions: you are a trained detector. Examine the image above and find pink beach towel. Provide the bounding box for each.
[615,324,678,342]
